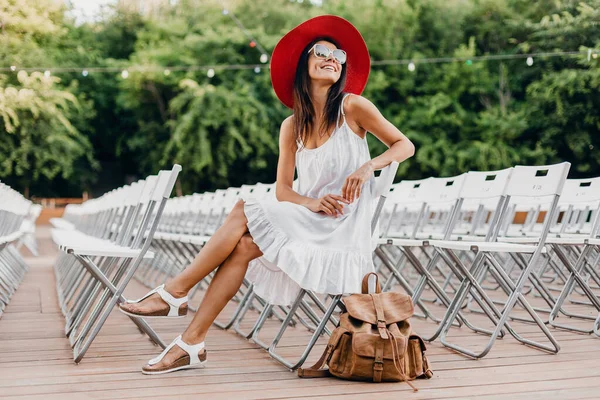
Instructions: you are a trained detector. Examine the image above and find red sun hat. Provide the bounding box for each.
[270,15,371,109]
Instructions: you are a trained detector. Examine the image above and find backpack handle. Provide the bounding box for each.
[361,272,381,294]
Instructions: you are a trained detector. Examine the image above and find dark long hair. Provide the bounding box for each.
[292,37,348,149]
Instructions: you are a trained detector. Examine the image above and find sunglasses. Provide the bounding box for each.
[307,43,347,65]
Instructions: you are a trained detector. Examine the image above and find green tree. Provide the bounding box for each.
[163,79,278,192]
[0,71,97,196]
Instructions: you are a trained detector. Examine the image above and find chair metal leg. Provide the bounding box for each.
[548,244,600,333]
[268,291,343,370]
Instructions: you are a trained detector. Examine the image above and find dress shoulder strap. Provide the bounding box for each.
[336,93,352,128]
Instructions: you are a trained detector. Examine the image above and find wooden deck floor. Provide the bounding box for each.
[1,227,600,400]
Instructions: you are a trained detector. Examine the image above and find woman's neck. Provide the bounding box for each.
[309,83,330,121]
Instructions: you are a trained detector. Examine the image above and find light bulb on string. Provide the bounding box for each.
[121,70,129,79]
[249,41,256,48]
[10,66,16,71]
[44,70,51,77]
[593,53,598,59]
[260,54,268,64]
[164,69,171,76]
[254,67,261,73]
[82,70,89,77]
[526,56,534,66]
[408,62,416,72]
[465,59,473,66]
[222,9,229,15]
[207,68,215,78]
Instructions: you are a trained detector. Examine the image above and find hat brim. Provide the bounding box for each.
[270,15,370,109]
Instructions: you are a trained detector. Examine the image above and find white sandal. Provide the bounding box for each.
[119,284,188,318]
[142,335,207,375]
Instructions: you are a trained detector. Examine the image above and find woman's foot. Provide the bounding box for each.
[142,335,207,374]
[119,284,189,318]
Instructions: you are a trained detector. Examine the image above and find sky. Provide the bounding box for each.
[66,0,117,24]
[65,0,323,24]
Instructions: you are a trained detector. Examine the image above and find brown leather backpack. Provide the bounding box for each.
[298,273,433,391]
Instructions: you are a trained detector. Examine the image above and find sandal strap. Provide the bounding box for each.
[175,336,205,365]
[155,285,188,316]
[147,335,205,366]
[128,284,188,317]
[148,335,180,366]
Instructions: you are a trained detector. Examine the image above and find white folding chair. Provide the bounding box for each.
[429,162,570,358]
[542,177,600,334]
[0,182,32,318]
[51,165,181,362]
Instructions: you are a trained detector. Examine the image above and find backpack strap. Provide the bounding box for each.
[361,272,381,294]
[297,328,346,378]
[370,293,389,339]
[373,340,385,383]
[297,345,333,378]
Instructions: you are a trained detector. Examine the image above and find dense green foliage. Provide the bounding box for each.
[1,0,599,197]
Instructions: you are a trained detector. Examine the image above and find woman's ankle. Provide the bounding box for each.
[182,330,206,346]
[163,282,188,299]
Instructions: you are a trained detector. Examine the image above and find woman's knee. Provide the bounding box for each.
[233,234,262,260]
[227,200,247,223]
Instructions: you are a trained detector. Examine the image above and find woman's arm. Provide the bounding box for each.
[276,116,348,216]
[341,95,415,202]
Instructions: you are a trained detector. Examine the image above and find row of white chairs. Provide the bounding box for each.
[0,182,39,318]
[134,162,599,370]
[49,161,599,367]
[376,163,600,358]
[49,165,182,362]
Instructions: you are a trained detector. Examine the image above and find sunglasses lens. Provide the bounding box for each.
[333,50,347,64]
[314,44,330,58]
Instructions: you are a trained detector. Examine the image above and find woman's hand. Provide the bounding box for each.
[342,161,374,203]
[307,194,350,217]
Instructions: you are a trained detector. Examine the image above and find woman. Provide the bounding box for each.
[119,15,415,374]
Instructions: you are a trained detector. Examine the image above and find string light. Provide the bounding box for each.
[44,70,51,77]
[408,62,415,72]
[3,49,597,75]
[465,59,473,66]
[121,70,129,79]
[254,67,261,73]
[207,68,215,78]
[526,56,534,66]
[219,2,268,56]
[164,69,171,76]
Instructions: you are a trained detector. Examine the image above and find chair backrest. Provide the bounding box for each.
[455,168,514,239]
[554,177,600,236]
[505,163,570,198]
[500,162,571,239]
[416,174,467,240]
[0,182,32,240]
[559,177,600,206]
[371,162,400,234]
[380,177,432,238]
[131,165,182,249]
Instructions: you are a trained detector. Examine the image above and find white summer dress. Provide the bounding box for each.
[243,94,377,306]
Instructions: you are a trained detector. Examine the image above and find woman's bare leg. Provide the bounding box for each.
[120,200,250,315]
[142,233,263,371]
